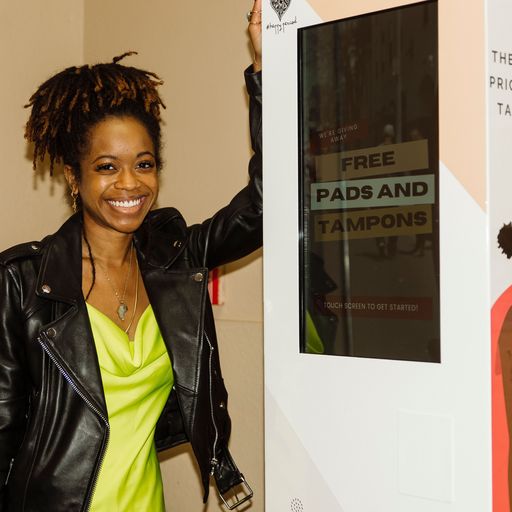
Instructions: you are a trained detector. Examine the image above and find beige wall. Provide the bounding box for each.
[0,1,84,246]
[1,2,263,510]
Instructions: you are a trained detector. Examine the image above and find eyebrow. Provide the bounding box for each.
[92,151,155,163]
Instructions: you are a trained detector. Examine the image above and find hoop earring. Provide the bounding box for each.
[71,191,79,213]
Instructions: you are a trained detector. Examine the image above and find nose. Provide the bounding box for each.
[114,168,139,190]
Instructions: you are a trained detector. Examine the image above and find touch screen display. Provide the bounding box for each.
[299,1,439,361]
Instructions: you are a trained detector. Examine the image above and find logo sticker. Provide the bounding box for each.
[271,0,291,21]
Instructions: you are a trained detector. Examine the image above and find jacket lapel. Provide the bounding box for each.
[135,208,207,393]
[36,214,107,417]
[141,266,208,395]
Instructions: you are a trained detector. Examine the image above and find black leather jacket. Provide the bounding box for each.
[0,68,261,512]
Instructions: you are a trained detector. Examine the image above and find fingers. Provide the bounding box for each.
[247,11,261,24]
[248,0,262,25]
[248,0,262,71]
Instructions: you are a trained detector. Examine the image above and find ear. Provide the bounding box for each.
[63,165,79,194]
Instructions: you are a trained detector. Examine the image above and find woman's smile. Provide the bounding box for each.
[106,195,149,214]
[107,196,145,209]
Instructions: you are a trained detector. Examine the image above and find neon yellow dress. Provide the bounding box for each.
[86,303,173,512]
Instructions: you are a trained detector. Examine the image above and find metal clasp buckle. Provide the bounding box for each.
[219,475,254,510]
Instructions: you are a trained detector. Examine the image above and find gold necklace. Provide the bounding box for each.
[96,245,134,321]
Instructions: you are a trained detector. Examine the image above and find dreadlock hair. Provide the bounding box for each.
[24,51,166,178]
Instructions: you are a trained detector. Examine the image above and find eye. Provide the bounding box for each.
[137,160,156,170]
[95,162,116,172]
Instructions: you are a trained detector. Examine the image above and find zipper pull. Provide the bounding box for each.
[209,457,219,476]
[5,458,14,485]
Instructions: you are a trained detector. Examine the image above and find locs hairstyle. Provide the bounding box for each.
[24,51,166,178]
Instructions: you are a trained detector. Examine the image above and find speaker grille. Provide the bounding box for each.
[290,498,304,512]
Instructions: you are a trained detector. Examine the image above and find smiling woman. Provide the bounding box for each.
[0,1,262,510]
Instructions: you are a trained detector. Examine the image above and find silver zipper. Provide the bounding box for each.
[204,332,220,476]
[37,334,110,512]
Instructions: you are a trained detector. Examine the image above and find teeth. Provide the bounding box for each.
[108,198,142,208]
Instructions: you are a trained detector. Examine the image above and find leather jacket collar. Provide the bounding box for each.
[37,208,188,305]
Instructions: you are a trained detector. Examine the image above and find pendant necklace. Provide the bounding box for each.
[96,245,134,321]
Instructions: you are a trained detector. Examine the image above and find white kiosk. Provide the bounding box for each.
[263,0,512,510]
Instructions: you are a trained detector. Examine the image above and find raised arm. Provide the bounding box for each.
[187,0,263,269]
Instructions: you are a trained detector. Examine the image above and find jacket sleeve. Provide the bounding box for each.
[187,66,262,269]
[0,263,29,509]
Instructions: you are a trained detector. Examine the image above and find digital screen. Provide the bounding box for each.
[299,1,440,362]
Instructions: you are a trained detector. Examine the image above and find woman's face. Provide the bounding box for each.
[65,116,159,236]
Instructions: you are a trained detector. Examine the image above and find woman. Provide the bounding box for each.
[0,3,262,511]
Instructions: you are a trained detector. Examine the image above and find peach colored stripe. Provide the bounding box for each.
[306,0,487,211]
[438,0,486,211]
